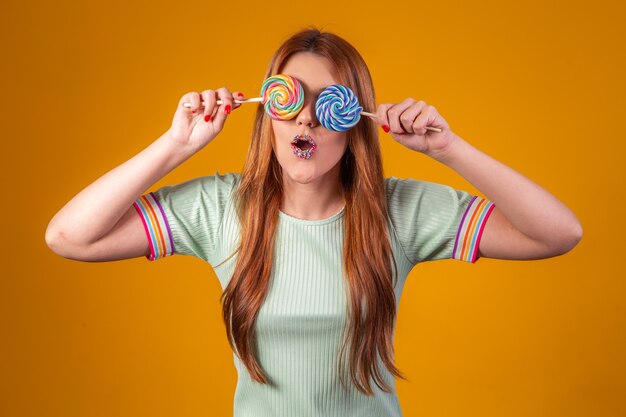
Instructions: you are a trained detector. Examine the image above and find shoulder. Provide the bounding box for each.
[149,171,241,210]
[383,175,494,264]
[165,171,240,193]
[384,175,437,190]
[196,171,240,188]
[383,174,474,239]
[384,175,454,202]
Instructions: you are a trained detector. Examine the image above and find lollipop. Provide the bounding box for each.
[181,74,303,121]
[315,84,370,131]
[259,74,304,120]
[182,76,443,133]
[315,84,443,133]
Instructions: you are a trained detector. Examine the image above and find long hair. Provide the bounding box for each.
[216,26,407,396]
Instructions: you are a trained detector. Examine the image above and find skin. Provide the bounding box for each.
[375,100,583,260]
[271,52,349,220]
[45,49,582,262]
[267,52,582,259]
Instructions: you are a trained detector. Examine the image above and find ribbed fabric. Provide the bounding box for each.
[132,193,175,260]
[452,196,496,262]
[133,172,495,417]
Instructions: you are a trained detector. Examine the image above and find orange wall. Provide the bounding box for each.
[2,0,624,416]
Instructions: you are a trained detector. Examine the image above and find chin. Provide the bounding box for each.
[285,164,319,184]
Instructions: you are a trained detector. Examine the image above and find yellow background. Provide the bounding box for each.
[2,0,624,416]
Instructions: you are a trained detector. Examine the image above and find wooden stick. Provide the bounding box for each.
[182,97,263,108]
[361,111,443,133]
[182,98,442,133]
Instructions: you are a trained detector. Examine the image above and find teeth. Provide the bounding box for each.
[291,134,317,159]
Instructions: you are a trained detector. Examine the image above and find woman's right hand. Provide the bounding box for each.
[167,87,243,150]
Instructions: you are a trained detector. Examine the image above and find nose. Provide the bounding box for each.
[295,95,318,128]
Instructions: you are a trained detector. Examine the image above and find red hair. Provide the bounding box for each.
[215,26,406,395]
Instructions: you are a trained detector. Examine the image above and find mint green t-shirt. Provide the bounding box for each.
[133,172,495,417]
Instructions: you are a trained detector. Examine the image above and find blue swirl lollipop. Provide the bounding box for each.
[315,84,370,131]
[313,84,444,133]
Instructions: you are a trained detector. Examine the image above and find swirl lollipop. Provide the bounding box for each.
[259,74,304,120]
[182,74,304,121]
[315,84,369,132]
[182,76,442,133]
[315,84,442,133]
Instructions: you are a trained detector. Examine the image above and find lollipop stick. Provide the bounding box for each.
[182,97,263,108]
[361,110,443,133]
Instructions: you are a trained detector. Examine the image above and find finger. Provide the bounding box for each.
[211,103,219,121]
[376,103,393,132]
[209,88,231,131]
[232,91,244,110]
[200,89,216,122]
[231,91,243,109]
[412,105,439,136]
[217,87,233,115]
[180,92,201,113]
[399,100,427,134]
[386,98,417,135]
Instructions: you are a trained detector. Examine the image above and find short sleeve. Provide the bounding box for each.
[132,171,239,262]
[385,176,495,264]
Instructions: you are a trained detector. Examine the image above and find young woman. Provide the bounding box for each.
[46,27,582,417]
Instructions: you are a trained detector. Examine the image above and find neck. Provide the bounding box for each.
[280,165,345,220]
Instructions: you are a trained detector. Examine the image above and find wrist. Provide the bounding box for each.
[145,132,198,177]
[161,130,200,157]
[427,132,464,164]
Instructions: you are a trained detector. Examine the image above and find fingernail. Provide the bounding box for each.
[204,114,211,122]
[225,105,231,115]
[382,125,390,133]
[237,92,243,98]
[191,110,196,113]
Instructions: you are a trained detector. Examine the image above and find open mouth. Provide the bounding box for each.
[291,134,317,159]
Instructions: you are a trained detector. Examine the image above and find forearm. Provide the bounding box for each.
[46,130,197,246]
[432,132,582,245]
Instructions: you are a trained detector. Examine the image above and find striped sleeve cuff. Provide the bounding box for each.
[452,196,495,263]
[132,192,175,261]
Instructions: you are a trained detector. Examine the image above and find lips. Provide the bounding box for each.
[291,134,317,159]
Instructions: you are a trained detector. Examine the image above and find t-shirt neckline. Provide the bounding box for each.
[278,206,345,225]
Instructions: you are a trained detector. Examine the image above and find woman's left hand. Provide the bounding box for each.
[376,99,456,160]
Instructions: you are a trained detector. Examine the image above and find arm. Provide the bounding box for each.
[45,88,241,261]
[45,130,196,251]
[379,98,583,261]
[432,132,583,260]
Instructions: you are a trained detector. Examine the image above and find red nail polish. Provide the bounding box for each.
[382,125,390,133]
[191,110,196,113]
[204,114,211,122]
[225,105,231,115]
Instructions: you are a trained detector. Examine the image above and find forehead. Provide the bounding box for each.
[281,52,339,93]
